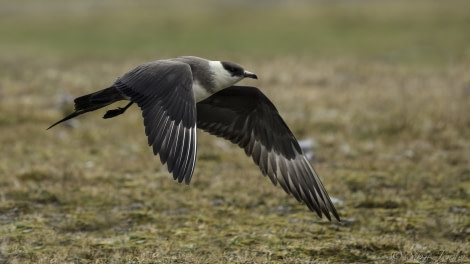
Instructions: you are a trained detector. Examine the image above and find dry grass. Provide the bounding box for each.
[1,1,470,263]
[1,56,469,263]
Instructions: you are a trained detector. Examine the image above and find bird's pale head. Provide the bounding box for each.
[209,61,257,91]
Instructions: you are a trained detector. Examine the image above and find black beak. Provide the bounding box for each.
[243,71,258,79]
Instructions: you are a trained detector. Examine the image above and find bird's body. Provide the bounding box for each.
[48,56,340,221]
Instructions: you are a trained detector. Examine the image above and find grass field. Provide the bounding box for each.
[1,0,469,263]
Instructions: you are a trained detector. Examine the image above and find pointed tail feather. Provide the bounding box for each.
[47,86,125,129]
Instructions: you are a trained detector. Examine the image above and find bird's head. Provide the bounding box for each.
[209,61,257,91]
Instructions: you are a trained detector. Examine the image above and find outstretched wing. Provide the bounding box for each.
[196,86,339,220]
[115,60,197,184]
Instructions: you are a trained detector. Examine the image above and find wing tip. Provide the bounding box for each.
[307,202,340,222]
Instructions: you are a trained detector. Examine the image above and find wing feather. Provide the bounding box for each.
[115,60,197,184]
[197,86,339,220]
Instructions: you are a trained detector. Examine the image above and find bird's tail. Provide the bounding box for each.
[47,86,125,129]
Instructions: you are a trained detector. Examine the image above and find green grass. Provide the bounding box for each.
[1,0,470,63]
[1,0,470,263]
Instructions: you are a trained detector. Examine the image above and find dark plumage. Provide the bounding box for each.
[48,56,339,221]
[197,86,339,219]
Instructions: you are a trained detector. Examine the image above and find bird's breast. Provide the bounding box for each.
[192,81,212,102]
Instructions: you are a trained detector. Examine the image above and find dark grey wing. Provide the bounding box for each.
[115,60,197,184]
[196,86,339,220]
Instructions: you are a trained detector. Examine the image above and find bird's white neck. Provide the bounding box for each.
[192,81,212,102]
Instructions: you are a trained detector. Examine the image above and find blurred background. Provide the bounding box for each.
[1,0,469,263]
[1,0,469,62]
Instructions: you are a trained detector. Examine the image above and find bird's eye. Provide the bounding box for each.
[222,62,242,76]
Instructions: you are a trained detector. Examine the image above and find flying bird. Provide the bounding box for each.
[48,56,340,221]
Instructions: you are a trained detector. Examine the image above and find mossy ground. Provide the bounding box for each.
[1,1,469,263]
